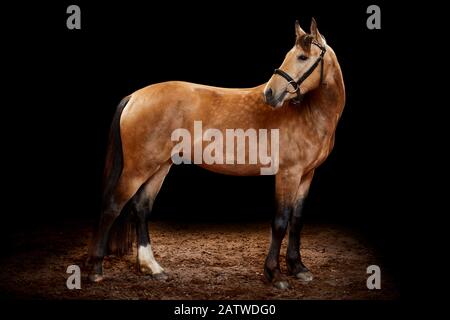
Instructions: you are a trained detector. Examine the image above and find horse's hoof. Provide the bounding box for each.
[295,270,313,282]
[152,271,169,281]
[139,265,153,274]
[88,273,104,282]
[139,265,168,280]
[274,280,290,290]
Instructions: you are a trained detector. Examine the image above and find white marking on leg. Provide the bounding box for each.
[138,244,164,274]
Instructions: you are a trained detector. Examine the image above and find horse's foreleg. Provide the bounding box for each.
[285,198,313,281]
[286,170,315,282]
[264,169,301,289]
[264,205,292,289]
[134,161,171,279]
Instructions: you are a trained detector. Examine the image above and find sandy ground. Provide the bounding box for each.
[0,220,399,300]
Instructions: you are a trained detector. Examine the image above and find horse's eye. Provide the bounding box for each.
[298,54,308,61]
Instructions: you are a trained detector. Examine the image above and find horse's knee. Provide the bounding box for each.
[273,216,288,232]
[272,207,290,233]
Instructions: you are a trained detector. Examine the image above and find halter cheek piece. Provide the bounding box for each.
[274,41,326,104]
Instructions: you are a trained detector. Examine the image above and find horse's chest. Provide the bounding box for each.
[281,132,335,170]
[308,133,335,168]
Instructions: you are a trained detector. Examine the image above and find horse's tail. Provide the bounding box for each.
[101,95,135,256]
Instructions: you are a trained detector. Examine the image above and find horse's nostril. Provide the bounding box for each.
[265,88,273,100]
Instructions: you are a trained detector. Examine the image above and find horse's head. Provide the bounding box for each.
[264,18,327,108]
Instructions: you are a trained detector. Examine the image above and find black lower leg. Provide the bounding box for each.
[136,217,150,248]
[264,206,291,282]
[88,210,118,279]
[134,194,152,250]
[286,198,309,274]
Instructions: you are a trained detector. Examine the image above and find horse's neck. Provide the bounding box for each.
[303,59,345,136]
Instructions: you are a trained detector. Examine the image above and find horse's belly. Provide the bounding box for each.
[197,163,271,176]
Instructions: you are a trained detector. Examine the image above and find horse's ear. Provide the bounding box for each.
[310,17,326,45]
[295,20,306,39]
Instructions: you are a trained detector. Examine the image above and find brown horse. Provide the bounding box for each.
[88,18,345,289]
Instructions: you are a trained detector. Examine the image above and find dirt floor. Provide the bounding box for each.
[0,220,399,300]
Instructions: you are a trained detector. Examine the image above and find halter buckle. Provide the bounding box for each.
[286,80,299,94]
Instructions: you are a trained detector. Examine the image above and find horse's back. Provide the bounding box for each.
[122,81,267,128]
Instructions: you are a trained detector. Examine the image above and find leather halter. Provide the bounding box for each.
[274,41,326,104]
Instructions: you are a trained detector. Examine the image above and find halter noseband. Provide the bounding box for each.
[273,41,326,104]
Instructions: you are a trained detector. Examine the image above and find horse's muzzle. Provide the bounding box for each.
[263,88,285,108]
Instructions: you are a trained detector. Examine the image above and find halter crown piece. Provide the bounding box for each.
[273,41,326,104]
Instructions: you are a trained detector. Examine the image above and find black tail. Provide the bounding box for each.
[101,95,135,256]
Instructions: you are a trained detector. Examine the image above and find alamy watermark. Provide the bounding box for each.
[171,121,279,175]
[66,264,81,289]
[66,5,81,30]
[366,265,381,289]
[366,5,381,30]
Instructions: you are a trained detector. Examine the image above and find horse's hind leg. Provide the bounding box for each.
[133,161,172,279]
[88,170,155,282]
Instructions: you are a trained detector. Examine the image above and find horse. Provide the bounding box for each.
[87,18,345,290]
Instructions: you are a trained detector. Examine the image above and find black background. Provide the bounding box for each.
[3,0,404,300]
